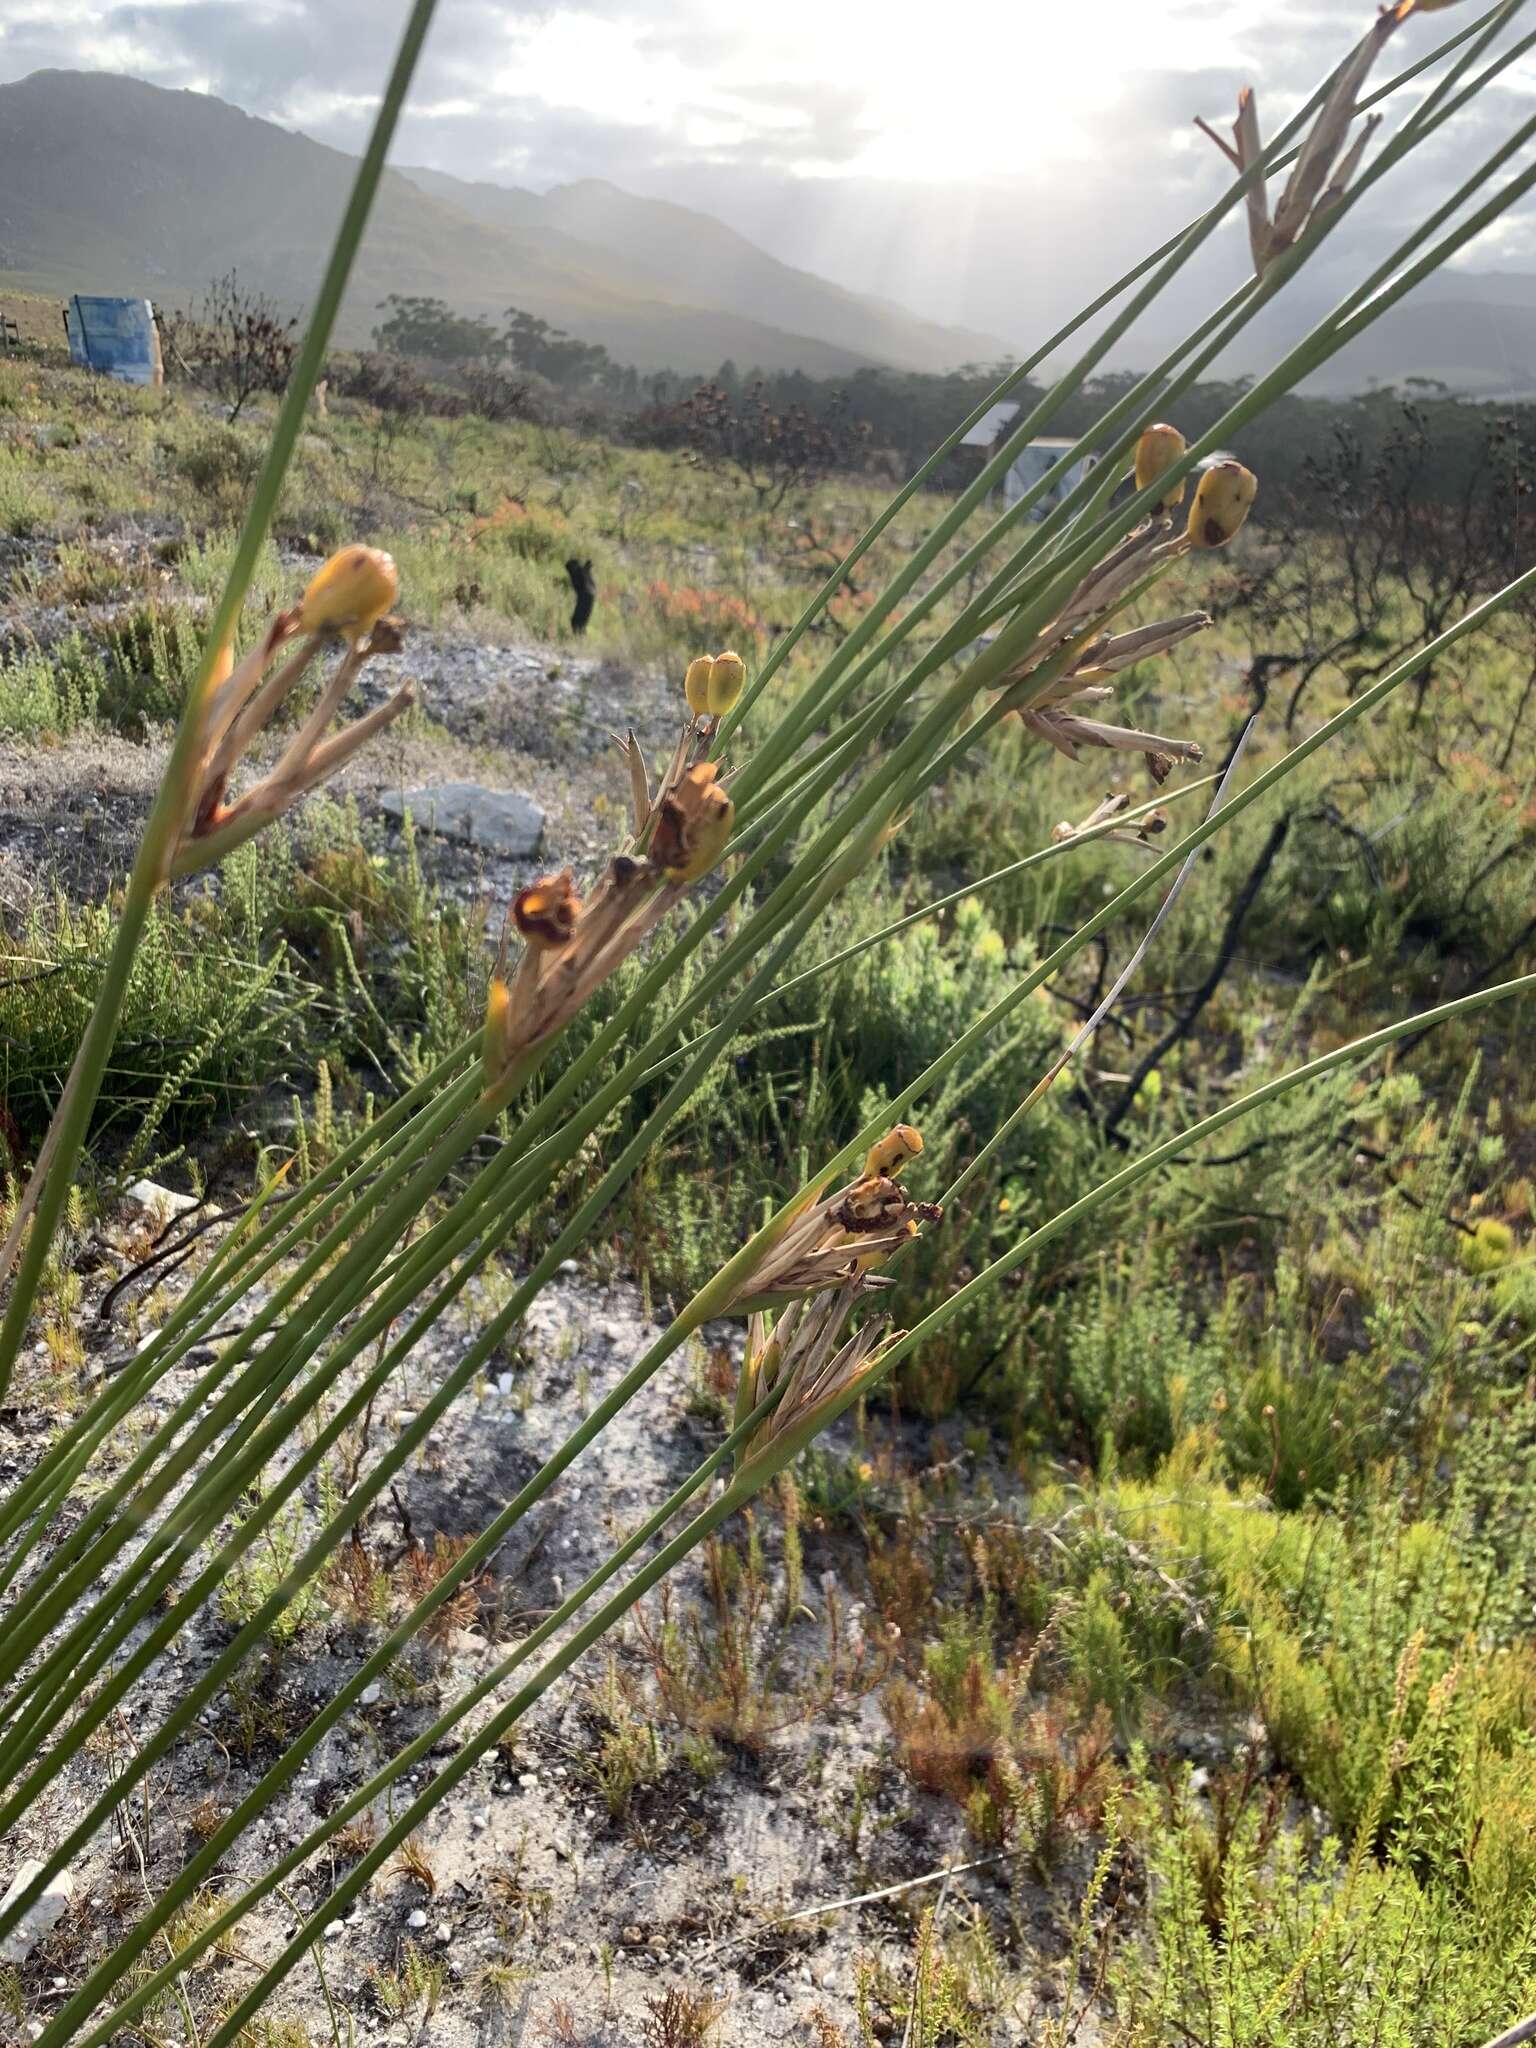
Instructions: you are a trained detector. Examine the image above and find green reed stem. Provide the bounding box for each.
[0,1044,481,1572]
[47,1365,793,2048]
[0,0,441,1401]
[0,872,850,1924]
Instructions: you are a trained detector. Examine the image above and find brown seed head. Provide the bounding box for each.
[512,868,581,950]
[651,760,734,882]
[833,1175,910,1233]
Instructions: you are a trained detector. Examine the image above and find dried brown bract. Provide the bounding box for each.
[1198,5,1411,279]
[650,761,735,882]
[1052,791,1169,847]
[736,1284,895,1468]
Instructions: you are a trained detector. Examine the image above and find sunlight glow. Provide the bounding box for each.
[489,1,1256,186]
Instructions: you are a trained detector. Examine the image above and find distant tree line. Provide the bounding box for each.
[159,277,1534,527]
[372,294,637,395]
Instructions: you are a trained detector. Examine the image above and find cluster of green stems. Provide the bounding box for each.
[1,3,1534,2038]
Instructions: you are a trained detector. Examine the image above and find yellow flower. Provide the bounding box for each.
[1188,462,1257,548]
[707,650,747,716]
[298,546,398,643]
[1134,423,1187,509]
[684,654,713,718]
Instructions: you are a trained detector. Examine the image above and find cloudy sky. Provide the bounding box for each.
[1,0,1533,348]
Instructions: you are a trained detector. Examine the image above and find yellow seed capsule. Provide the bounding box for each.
[298,545,398,643]
[707,650,747,717]
[1134,423,1187,509]
[684,655,714,718]
[864,1125,924,1179]
[1188,461,1257,549]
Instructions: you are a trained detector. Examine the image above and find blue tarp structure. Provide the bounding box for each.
[62,296,163,386]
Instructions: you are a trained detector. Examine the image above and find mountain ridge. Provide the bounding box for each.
[397,164,1006,373]
[0,69,1002,376]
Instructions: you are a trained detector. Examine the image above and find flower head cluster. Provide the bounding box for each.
[481,759,736,1093]
[169,546,411,880]
[1052,790,1169,848]
[727,1125,940,1311]
[989,426,1256,785]
[735,1282,894,1469]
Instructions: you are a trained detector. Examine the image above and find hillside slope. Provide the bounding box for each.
[401,166,1006,374]
[0,71,993,374]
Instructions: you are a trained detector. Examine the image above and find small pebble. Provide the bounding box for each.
[323,1921,345,1941]
[407,1909,429,1931]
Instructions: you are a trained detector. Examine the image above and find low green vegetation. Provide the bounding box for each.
[1,283,1534,2039]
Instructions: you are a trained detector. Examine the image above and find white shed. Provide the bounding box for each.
[961,406,1097,517]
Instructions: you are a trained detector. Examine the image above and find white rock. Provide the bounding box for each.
[122,1179,198,1223]
[378,783,544,858]
[358,1682,382,1706]
[0,1861,75,1965]
[407,1909,429,1930]
[323,1920,345,1941]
